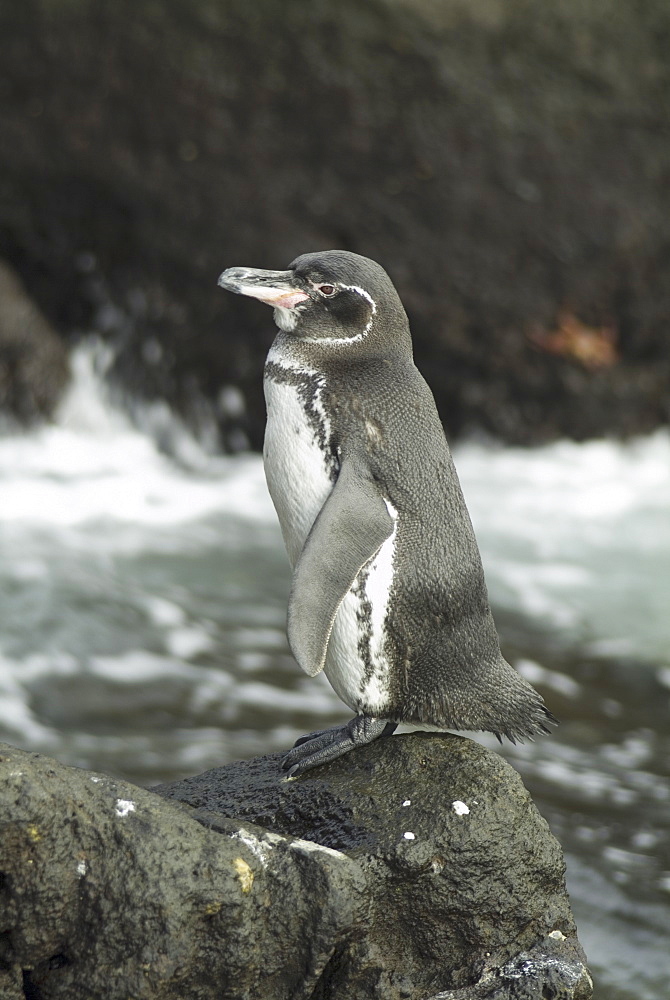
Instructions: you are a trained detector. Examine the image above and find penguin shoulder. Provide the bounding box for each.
[333,358,446,457]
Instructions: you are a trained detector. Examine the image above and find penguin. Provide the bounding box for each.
[218,250,557,777]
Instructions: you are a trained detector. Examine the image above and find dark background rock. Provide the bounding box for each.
[1,734,592,999]
[0,261,70,423]
[1,0,669,445]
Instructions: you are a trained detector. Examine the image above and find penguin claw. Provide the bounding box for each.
[282,724,348,774]
[281,716,397,777]
[291,727,333,748]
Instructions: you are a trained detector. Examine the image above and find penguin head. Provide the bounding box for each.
[218,250,411,356]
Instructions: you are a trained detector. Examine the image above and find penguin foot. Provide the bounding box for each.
[282,715,397,778]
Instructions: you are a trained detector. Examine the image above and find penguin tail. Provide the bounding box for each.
[389,657,559,743]
[537,705,560,735]
[499,704,560,744]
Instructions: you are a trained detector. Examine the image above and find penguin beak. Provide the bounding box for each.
[218,267,310,309]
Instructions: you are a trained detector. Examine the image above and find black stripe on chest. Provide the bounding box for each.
[265,360,339,482]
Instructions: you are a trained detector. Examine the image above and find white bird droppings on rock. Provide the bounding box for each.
[115,799,136,817]
[452,800,470,816]
[231,828,273,868]
[291,838,347,859]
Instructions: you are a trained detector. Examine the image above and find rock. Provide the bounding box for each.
[158,732,592,999]
[0,742,365,1000]
[0,732,593,998]
[1,0,669,446]
[0,261,70,423]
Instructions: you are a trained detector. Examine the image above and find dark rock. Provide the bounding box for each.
[0,742,365,1000]
[0,734,592,998]
[0,261,70,423]
[159,732,593,999]
[1,0,669,446]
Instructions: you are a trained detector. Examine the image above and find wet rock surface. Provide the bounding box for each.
[158,732,592,999]
[1,0,669,444]
[0,733,592,998]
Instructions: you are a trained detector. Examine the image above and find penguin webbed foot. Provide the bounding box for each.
[282,715,397,778]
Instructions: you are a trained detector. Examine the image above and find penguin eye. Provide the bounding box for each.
[318,284,335,296]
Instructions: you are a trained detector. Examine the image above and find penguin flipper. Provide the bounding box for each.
[287,457,394,677]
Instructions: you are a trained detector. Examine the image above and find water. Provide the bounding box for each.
[1,341,669,998]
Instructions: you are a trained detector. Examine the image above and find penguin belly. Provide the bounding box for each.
[264,368,399,712]
[263,373,333,565]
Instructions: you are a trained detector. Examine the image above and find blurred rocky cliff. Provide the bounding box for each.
[1,0,669,448]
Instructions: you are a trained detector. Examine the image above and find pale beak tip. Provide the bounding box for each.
[217,269,238,291]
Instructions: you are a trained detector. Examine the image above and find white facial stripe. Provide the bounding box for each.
[340,284,377,314]
[302,283,378,344]
[302,332,366,345]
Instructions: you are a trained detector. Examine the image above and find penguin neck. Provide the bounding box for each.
[267,320,413,374]
[266,332,326,379]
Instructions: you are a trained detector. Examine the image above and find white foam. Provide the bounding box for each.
[164,626,216,660]
[4,339,668,665]
[88,650,226,684]
[516,658,582,698]
[0,341,273,534]
[0,651,80,746]
[143,596,187,628]
[453,431,670,663]
[232,679,337,715]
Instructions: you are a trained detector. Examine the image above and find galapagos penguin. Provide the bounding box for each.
[218,250,556,776]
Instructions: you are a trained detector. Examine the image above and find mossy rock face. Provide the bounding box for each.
[1,0,668,443]
[1,735,591,999]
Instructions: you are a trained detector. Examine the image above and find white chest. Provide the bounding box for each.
[262,350,398,721]
[263,371,334,567]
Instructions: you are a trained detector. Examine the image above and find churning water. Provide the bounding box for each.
[1,341,668,998]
